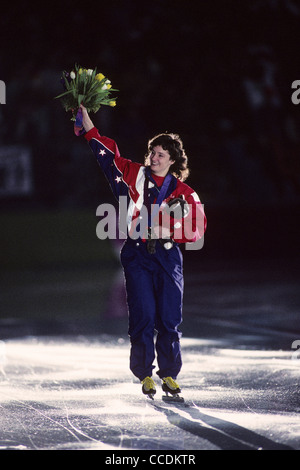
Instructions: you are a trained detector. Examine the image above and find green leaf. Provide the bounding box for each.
[77,94,84,106]
[54,89,74,99]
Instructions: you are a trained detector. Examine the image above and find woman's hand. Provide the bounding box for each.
[80,104,94,132]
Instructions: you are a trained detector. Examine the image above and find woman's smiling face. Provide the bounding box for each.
[150,145,174,177]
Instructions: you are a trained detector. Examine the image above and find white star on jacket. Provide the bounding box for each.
[99,149,106,156]
[115,176,122,183]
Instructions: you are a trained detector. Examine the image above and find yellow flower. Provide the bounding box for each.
[109,100,116,107]
[79,68,83,74]
[95,73,105,81]
[106,83,112,89]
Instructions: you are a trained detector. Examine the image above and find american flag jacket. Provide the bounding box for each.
[84,127,206,245]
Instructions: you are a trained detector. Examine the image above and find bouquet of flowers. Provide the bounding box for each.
[55,64,118,133]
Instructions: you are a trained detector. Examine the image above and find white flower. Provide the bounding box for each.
[70,71,76,79]
[87,69,93,76]
[101,84,108,90]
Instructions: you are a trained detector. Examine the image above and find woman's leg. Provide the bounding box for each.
[154,245,184,379]
[121,240,157,380]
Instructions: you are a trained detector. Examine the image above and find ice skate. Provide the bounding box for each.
[162,377,184,403]
[141,376,156,400]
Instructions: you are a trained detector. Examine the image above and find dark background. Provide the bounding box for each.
[0,0,299,335]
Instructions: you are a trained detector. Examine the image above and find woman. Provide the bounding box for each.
[79,105,206,399]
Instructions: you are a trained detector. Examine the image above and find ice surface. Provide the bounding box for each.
[0,259,299,451]
[0,335,299,450]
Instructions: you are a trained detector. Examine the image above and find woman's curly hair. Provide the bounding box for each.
[144,133,190,181]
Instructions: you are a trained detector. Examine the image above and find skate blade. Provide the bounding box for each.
[162,394,184,403]
[146,393,155,400]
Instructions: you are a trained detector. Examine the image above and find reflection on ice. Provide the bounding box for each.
[0,340,6,377]
[218,348,293,358]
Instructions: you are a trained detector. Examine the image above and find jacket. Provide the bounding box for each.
[84,127,206,245]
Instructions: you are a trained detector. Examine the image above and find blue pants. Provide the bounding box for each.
[120,238,184,381]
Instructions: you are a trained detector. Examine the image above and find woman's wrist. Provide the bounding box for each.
[80,105,94,132]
